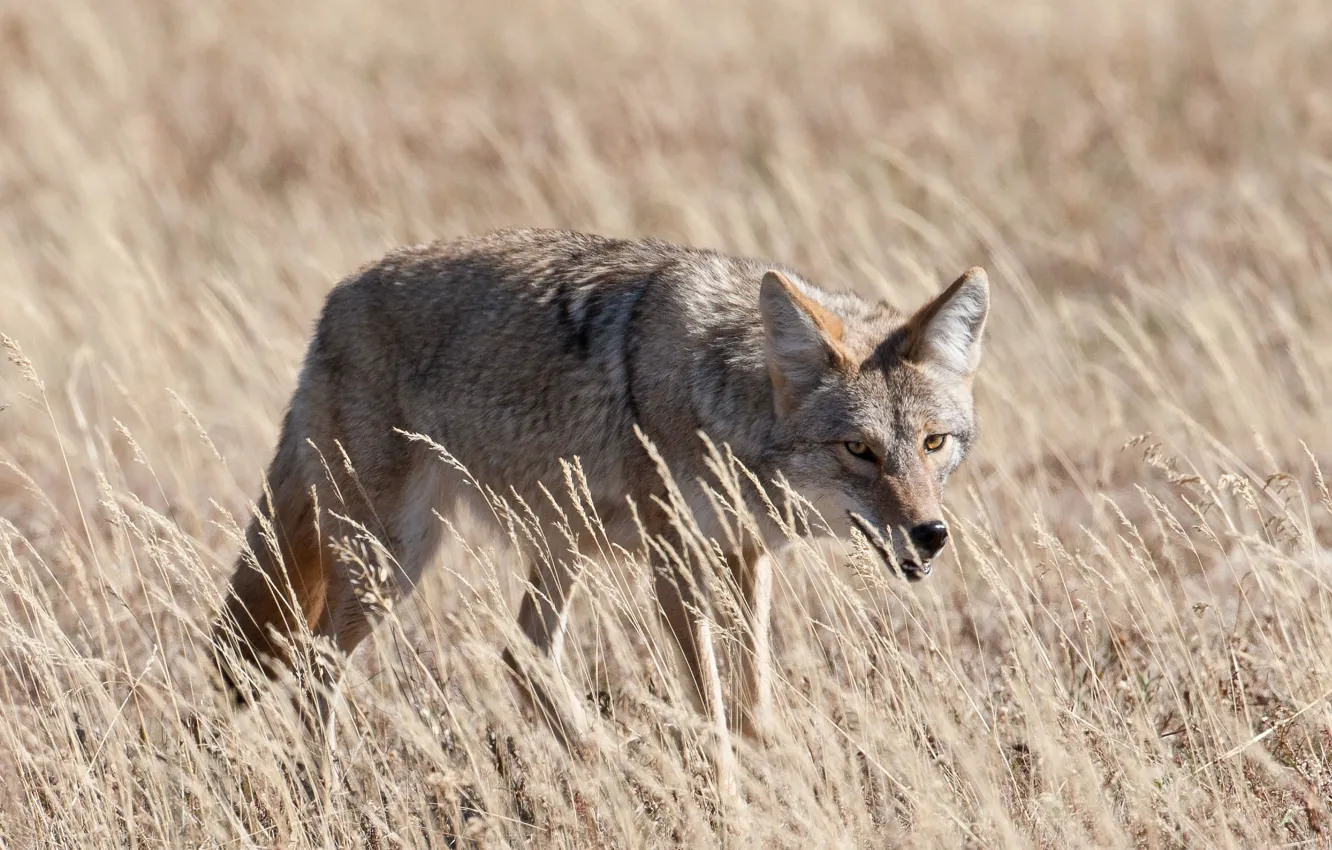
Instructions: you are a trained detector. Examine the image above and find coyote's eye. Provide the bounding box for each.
[844,441,878,463]
[923,434,947,453]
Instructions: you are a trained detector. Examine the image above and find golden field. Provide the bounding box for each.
[3,0,1332,845]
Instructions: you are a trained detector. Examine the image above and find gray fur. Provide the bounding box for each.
[212,228,989,742]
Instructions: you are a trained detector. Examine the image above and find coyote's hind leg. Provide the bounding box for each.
[502,554,588,747]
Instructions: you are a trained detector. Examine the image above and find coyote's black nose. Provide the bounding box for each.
[909,521,948,557]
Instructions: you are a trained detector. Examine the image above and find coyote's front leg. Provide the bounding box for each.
[728,549,773,740]
[654,547,773,740]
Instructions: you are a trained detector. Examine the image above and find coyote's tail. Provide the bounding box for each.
[211,413,328,702]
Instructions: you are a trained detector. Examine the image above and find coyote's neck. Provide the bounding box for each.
[684,313,781,477]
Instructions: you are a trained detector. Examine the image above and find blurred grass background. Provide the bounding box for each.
[2,0,1332,846]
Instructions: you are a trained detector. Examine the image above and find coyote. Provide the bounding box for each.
[211,229,988,741]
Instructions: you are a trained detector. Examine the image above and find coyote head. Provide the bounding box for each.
[759,266,989,580]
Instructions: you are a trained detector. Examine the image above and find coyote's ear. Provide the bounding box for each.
[904,267,989,375]
[760,270,850,413]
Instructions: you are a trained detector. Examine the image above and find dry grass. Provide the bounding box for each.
[4,0,1332,845]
